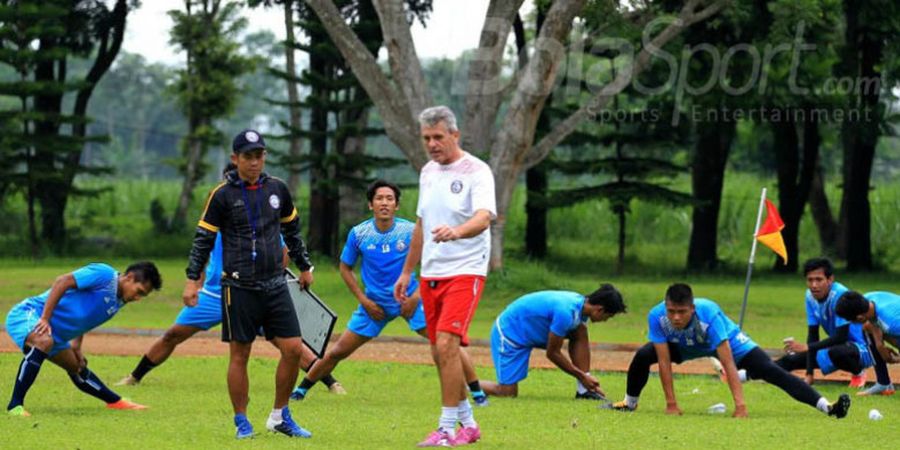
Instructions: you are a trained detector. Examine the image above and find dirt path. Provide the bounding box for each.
[3,328,896,382]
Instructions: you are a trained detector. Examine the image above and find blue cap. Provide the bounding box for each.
[232,129,266,153]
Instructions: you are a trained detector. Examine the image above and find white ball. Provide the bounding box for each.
[868,409,883,421]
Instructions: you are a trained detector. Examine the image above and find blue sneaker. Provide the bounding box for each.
[266,407,312,438]
[472,391,489,407]
[290,386,307,401]
[234,414,255,439]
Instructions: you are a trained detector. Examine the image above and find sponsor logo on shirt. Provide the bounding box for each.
[367,243,376,250]
[451,180,463,194]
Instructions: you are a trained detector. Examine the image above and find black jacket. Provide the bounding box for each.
[185,170,312,288]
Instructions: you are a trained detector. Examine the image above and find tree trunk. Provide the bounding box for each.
[171,118,205,230]
[808,156,838,256]
[524,162,548,258]
[837,0,882,271]
[306,28,332,255]
[616,206,626,274]
[283,0,303,194]
[687,118,735,271]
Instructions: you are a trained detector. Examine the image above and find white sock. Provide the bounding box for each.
[738,369,748,383]
[439,407,458,437]
[576,372,590,394]
[458,399,477,428]
[625,395,639,409]
[269,408,283,423]
[816,397,830,413]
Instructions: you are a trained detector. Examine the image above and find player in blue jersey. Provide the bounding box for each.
[291,180,488,405]
[776,258,873,388]
[836,290,900,396]
[116,164,343,394]
[5,262,162,416]
[479,285,626,400]
[605,283,851,418]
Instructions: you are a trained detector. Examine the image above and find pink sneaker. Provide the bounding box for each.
[453,426,481,445]
[417,430,454,447]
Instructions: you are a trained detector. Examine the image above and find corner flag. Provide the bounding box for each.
[756,199,787,264]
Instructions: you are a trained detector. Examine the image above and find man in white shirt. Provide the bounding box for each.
[395,106,496,447]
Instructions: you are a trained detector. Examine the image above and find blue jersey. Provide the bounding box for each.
[340,218,418,305]
[647,298,757,361]
[865,291,900,340]
[20,263,123,342]
[805,281,866,345]
[496,291,586,349]
[199,234,224,298]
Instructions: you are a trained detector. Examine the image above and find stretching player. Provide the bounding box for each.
[6,262,162,416]
[480,285,626,399]
[836,290,900,396]
[605,283,851,419]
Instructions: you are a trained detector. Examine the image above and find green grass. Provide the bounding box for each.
[0,354,896,449]
[1,258,897,350]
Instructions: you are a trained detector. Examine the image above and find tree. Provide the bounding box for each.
[0,0,130,253]
[168,0,253,230]
[306,0,727,269]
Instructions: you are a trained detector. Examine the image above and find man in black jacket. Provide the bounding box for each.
[182,129,314,439]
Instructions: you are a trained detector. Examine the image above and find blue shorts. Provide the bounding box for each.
[816,341,874,375]
[346,300,426,339]
[5,303,71,357]
[175,292,223,330]
[490,321,532,385]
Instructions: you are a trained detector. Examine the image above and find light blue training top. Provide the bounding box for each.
[806,281,866,345]
[648,298,757,362]
[496,290,586,348]
[865,291,900,339]
[340,218,417,305]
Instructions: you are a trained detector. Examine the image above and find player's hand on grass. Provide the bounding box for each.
[733,404,748,418]
[362,299,385,321]
[182,280,200,307]
[299,270,314,289]
[785,341,807,354]
[430,225,460,243]
[33,318,52,336]
[665,402,683,416]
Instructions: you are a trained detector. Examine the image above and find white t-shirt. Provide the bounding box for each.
[416,151,496,278]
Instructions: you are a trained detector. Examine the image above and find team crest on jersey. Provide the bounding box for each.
[269,194,280,209]
[367,243,376,250]
[451,180,463,194]
[396,240,407,252]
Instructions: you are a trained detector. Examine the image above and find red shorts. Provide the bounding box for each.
[419,275,485,346]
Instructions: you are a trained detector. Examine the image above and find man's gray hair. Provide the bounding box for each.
[418,106,458,132]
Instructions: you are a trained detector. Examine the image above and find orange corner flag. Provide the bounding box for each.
[756,199,787,264]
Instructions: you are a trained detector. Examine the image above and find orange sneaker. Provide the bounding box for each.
[849,373,867,388]
[106,398,148,410]
[8,405,31,417]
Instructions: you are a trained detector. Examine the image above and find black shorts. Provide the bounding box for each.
[221,283,301,343]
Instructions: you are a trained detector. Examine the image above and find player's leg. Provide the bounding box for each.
[222,285,263,438]
[118,324,203,386]
[824,343,868,388]
[296,341,344,394]
[459,348,488,405]
[605,342,681,411]
[50,348,145,410]
[738,347,851,418]
[774,350,809,372]
[568,332,604,400]
[6,316,54,415]
[860,332,894,396]
[292,329,370,400]
[481,324,526,398]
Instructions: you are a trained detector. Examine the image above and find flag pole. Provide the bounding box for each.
[739,188,768,329]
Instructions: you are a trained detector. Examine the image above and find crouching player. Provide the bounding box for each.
[605,283,851,419]
[5,262,162,416]
[836,290,900,396]
[480,285,626,400]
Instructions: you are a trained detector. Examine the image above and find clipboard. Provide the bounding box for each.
[284,269,337,358]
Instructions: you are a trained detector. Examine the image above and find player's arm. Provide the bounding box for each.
[653,342,682,415]
[715,340,748,418]
[339,261,385,321]
[801,325,820,381]
[865,323,900,363]
[33,273,78,336]
[70,335,87,371]
[431,209,491,242]
[185,189,224,306]
[546,326,603,396]
[395,218,423,302]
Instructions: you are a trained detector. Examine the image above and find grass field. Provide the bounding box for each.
[0,354,896,449]
[0,258,897,349]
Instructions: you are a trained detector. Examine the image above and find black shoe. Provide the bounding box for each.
[827,393,851,419]
[575,391,607,401]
